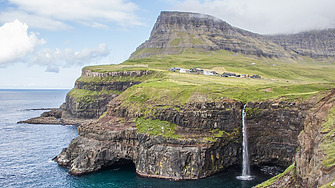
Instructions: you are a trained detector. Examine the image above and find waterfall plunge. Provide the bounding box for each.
[236,104,253,181]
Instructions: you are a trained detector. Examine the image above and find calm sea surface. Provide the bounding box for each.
[0,89,281,188]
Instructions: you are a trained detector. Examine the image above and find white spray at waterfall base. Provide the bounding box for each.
[237,104,254,181]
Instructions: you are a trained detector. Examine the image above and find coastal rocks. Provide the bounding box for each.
[254,89,335,187]
[54,116,242,179]
[65,93,116,119]
[55,98,310,179]
[108,99,306,167]
[65,70,151,119]
[18,108,93,125]
[246,101,309,167]
[108,101,243,130]
[294,89,335,187]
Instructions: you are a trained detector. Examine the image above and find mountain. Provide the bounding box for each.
[266,29,335,59]
[130,11,335,60]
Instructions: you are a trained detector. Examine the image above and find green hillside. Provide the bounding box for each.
[82,50,335,114]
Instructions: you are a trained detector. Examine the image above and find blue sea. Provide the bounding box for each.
[0,89,281,188]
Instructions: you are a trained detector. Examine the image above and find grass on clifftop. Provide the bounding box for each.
[82,50,335,107]
[67,89,122,103]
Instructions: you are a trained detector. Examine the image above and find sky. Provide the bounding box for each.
[0,0,334,89]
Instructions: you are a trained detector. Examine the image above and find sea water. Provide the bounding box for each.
[0,89,282,188]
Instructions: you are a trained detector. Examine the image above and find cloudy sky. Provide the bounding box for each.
[0,0,334,89]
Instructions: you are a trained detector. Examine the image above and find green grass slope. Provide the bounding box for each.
[85,50,334,107]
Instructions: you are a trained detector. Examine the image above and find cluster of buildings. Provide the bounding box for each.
[169,67,261,79]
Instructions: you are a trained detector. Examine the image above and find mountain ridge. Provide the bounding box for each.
[130,11,335,60]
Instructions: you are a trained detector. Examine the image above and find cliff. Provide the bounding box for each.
[54,97,312,180]
[255,89,335,187]
[18,68,155,125]
[65,69,152,119]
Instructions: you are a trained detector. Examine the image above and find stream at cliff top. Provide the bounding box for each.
[0,89,283,188]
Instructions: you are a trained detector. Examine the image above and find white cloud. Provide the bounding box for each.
[0,20,45,66]
[171,0,335,34]
[0,0,144,30]
[45,66,60,73]
[0,19,110,72]
[32,43,110,72]
[0,10,72,30]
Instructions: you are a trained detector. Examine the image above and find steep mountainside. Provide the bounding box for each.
[266,29,335,59]
[130,11,335,60]
[130,11,292,59]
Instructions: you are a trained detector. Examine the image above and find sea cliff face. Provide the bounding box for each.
[54,98,309,180]
[246,101,310,167]
[64,69,152,119]
[255,89,335,188]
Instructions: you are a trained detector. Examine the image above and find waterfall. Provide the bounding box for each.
[237,104,253,180]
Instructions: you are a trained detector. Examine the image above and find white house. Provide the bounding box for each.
[179,69,186,73]
[203,71,214,75]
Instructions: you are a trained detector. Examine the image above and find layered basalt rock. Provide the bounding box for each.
[130,11,335,60]
[54,114,242,179]
[55,98,310,179]
[108,101,243,130]
[266,29,335,59]
[19,69,152,124]
[64,69,152,119]
[130,11,291,59]
[255,89,335,187]
[246,101,310,167]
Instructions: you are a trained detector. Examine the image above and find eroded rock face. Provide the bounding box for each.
[54,116,242,179]
[108,101,243,130]
[253,89,335,188]
[65,93,116,119]
[64,70,151,119]
[266,29,335,59]
[294,90,335,187]
[246,101,310,167]
[55,99,309,179]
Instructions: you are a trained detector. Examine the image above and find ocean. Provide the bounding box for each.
[0,89,281,188]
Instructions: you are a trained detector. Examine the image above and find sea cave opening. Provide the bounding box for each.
[100,158,136,172]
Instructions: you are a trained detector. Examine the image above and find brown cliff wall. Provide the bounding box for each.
[55,98,310,179]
